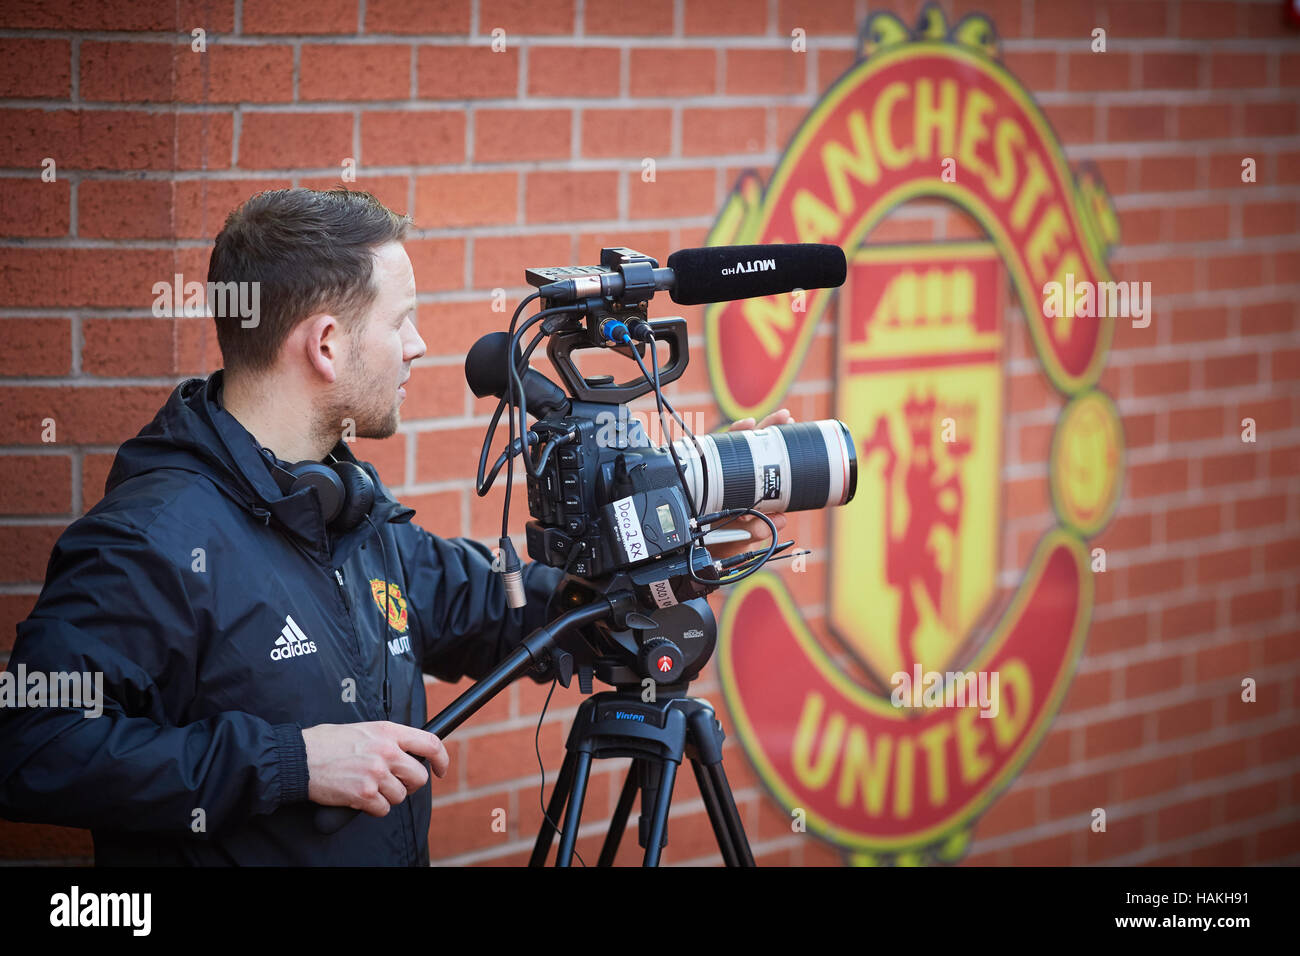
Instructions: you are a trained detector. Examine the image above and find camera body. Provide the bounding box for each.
[519,248,855,601]
[525,399,711,599]
[521,250,706,592]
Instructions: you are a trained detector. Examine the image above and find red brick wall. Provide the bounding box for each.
[1,0,1297,865]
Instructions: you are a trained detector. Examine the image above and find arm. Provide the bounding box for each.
[0,515,308,834]
[393,523,565,682]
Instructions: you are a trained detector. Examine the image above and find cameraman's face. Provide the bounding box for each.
[336,241,426,439]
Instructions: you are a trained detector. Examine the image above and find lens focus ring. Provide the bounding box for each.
[780,423,832,512]
[711,433,757,512]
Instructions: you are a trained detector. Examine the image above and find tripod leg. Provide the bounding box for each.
[529,747,576,867]
[641,759,679,867]
[703,761,755,867]
[599,760,639,866]
[685,706,755,867]
[691,758,739,866]
[554,751,593,867]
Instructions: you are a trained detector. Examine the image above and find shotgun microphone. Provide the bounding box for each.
[534,243,846,307]
[664,243,846,306]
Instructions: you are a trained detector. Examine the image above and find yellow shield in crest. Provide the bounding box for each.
[829,242,1005,686]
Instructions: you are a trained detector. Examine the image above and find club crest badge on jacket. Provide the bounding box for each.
[369,579,409,633]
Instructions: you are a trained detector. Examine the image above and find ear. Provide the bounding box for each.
[301,313,343,383]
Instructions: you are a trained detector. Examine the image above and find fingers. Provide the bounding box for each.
[389,748,431,795]
[728,407,794,432]
[376,769,407,808]
[755,407,794,429]
[392,724,449,779]
[360,731,439,816]
[304,722,453,815]
[352,755,404,817]
[358,790,392,818]
[734,511,788,534]
[711,512,789,562]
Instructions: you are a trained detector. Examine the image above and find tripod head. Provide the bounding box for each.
[541,552,719,692]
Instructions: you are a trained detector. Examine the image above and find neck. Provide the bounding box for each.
[221,370,336,464]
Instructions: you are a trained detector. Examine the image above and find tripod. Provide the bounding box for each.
[530,686,755,867]
[315,590,756,867]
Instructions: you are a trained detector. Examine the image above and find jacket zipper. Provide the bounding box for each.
[331,565,364,663]
[341,555,418,862]
[334,567,351,613]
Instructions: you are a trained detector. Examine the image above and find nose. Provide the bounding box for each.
[404,321,427,362]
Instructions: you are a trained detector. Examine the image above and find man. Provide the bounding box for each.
[0,187,789,865]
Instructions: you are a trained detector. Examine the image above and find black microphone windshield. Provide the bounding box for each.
[665,243,847,306]
[464,331,569,417]
[464,332,522,400]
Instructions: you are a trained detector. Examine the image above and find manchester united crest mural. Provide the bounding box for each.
[706,6,1126,864]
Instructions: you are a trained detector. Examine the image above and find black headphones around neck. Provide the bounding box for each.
[262,450,376,534]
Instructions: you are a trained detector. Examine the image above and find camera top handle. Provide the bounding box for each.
[546,315,689,405]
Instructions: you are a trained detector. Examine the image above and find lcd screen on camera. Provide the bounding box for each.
[656,503,676,534]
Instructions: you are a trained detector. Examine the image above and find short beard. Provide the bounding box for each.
[316,384,399,449]
[313,333,401,450]
[358,404,399,440]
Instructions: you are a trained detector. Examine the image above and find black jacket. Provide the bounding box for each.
[0,370,563,865]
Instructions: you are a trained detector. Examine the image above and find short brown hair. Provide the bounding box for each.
[207,187,411,374]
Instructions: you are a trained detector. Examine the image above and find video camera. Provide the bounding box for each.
[465,243,856,689]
